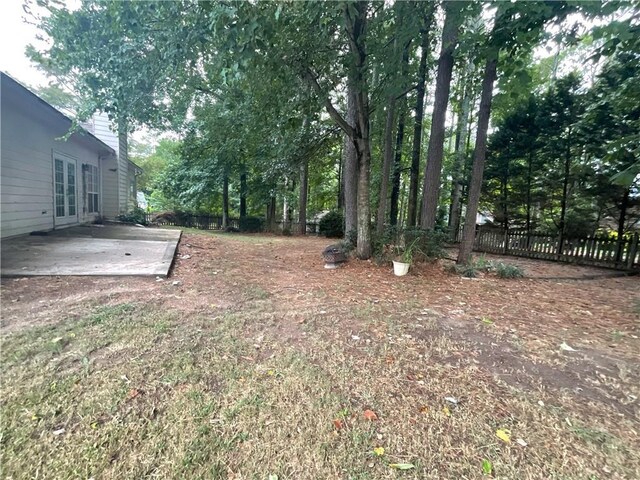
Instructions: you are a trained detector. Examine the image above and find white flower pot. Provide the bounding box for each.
[393,260,410,276]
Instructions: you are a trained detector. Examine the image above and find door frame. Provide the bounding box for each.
[51,151,79,228]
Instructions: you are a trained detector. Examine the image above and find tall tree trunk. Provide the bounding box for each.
[457,56,498,264]
[343,81,359,240]
[557,126,572,255]
[407,20,431,227]
[449,66,473,239]
[615,187,630,263]
[266,196,276,232]
[525,150,533,239]
[299,158,308,235]
[222,173,229,229]
[420,2,464,229]
[376,97,396,234]
[390,104,406,227]
[337,144,343,209]
[389,37,412,228]
[346,1,372,259]
[240,172,247,218]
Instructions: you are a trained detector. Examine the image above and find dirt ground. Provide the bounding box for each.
[1,229,639,479]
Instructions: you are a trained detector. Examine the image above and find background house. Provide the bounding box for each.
[0,72,138,238]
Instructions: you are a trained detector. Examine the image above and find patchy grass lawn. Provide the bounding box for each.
[1,230,639,479]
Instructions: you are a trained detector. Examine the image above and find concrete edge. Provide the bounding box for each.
[154,229,182,278]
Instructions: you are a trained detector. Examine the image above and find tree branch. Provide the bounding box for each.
[302,68,355,139]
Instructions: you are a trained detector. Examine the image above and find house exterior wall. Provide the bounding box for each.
[89,112,134,216]
[1,74,115,238]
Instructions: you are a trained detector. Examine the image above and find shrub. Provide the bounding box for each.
[319,210,344,238]
[239,216,263,233]
[495,262,524,278]
[117,207,148,225]
[403,228,448,260]
[282,227,292,236]
[453,263,479,278]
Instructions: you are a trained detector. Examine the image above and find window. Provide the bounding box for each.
[55,159,65,217]
[86,164,99,213]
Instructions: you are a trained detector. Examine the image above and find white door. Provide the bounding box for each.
[53,156,78,226]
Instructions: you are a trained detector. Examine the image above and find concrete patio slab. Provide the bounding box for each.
[1,224,181,277]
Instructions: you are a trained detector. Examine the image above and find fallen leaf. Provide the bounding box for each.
[333,419,344,430]
[442,406,451,416]
[389,463,415,470]
[516,438,528,447]
[444,396,458,405]
[560,342,577,352]
[482,459,493,475]
[268,475,278,480]
[127,389,141,400]
[481,317,494,325]
[373,447,385,456]
[496,428,511,443]
[419,405,429,414]
[363,409,378,421]
[53,428,65,436]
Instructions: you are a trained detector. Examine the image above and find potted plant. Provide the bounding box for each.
[392,238,419,276]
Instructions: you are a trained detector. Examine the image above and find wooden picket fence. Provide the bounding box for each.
[472,226,640,270]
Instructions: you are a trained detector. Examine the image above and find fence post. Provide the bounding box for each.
[627,233,639,270]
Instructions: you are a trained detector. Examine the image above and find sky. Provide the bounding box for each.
[0,0,50,88]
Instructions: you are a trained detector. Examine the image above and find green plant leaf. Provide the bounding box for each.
[482,459,493,475]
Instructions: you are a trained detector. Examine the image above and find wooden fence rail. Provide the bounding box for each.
[472,227,639,270]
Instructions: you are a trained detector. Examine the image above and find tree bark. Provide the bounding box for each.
[449,67,473,240]
[615,187,630,263]
[389,38,412,228]
[457,56,498,264]
[406,14,432,228]
[240,172,247,218]
[557,126,572,255]
[299,158,308,235]
[345,1,372,259]
[266,196,276,232]
[390,104,406,227]
[376,97,395,234]
[525,150,533,239]
[222,173,229,229]
[420,2,464,229]
[343,81,359,240]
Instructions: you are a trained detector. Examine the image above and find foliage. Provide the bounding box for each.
[495,262,525,279]
[403,228,448,260]
[239,216,264,233]
[452,255,495,278]
[116,207,147,225]
[318,210,344,238]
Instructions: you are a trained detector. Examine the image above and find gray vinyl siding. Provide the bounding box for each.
[118,131,130,212]
[90,113,131,215]
[1,75,113,238]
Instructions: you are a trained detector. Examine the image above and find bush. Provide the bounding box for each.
[117,207,148,225]
[319,210,344,238]
[453,263,479,278]
[239,216,263,233]
[403,228,448,260]
[452,255,494,278]
[495,262,524,278]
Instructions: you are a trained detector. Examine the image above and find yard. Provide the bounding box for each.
[1,230,639,479]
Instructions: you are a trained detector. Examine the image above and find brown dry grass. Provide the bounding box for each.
[1,229,639,479]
